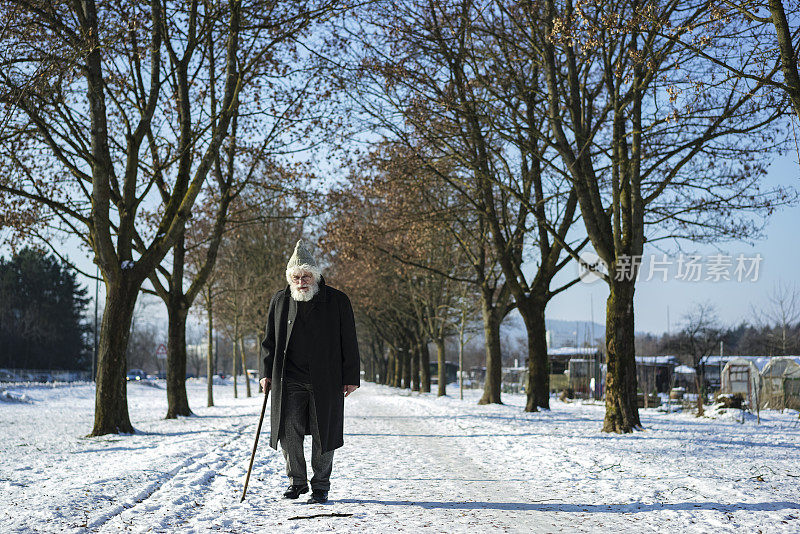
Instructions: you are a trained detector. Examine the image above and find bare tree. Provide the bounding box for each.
[0,0,246,435]
[0,0,350,432]
[376,144,515,404]
[324,152,490,397]
[750,280,800,355]
[323,186,436,391]
[666,2,800,124]
[140,1,345,418]
[680,302,726,416]
[330,3,580,408]
[511,0,794,432]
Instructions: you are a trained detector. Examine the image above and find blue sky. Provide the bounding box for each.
[546,154,800,334]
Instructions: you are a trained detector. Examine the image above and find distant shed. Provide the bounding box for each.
[721,357,762,407]
[705,355,770,390]
[673,365,696,391]
[635,356,678,393]
[547,347,602,397]
[783,366,800,411]
[759,357,800,411]
[567,358,601,398]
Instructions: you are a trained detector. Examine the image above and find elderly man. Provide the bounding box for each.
[259,240,360,504]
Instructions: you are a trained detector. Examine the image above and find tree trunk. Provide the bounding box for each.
[694,366,704,417]
[603,281,641,433]
[206,291,214,407]
[387,346,396,386]
[411,343,420,391]
[165,301,192,418]
[366,338,376,382]
[214,338,219,381]
[478,293,503,404]
[90,281,137,436]
[240,336,251,397]
[643,379,649,409]
[398,350,405,388]
[165,227,193,418]
[232,326,239,399]
[520,299,550,411]
[435,337,447,396]
[420,339,431,393]
[402,348,411,389]
[375,338,385,384]
[769,0,800,121]
[393,346,402,387]
[377,338,386,383]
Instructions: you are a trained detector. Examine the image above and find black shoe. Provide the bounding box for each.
[282,484,309,499]
[307,489,328,504]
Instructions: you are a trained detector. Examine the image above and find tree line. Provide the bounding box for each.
[0,0,798,436]
[317,0,799,433]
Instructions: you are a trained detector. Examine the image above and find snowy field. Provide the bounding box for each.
[1,379,799,533]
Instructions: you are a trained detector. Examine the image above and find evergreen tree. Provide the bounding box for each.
[0,249,89,370]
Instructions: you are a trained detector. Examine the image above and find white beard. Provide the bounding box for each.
[290,282,319,302]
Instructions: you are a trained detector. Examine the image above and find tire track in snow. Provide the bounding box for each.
[87,421,250,532]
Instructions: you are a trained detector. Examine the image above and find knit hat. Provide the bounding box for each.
[285,239,322,284]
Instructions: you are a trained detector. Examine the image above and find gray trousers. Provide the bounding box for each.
[279,382,334,491]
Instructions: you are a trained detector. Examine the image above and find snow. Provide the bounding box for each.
[1,380,799,533]
[548,347,600,356]
[635,355,679,365]
[704,356,779,371]
[0,388,34,403]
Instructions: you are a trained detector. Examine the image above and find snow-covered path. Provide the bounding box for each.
[333,392,562,533]
[2,380,800,533]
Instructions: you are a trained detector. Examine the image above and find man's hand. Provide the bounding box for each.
[343,385,358,397]
[259,377,271,393]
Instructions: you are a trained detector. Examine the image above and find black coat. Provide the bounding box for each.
[260,278,360,453]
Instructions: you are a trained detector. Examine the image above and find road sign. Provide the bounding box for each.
[156,343,167,360]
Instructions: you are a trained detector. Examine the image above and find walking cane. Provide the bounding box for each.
[241,383,270,502]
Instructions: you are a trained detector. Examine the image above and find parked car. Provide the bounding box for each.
[32,373,53,383]
[126,369,147,381]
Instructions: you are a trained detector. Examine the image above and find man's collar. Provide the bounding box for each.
[314,277,328,303]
